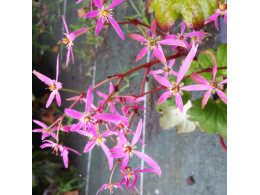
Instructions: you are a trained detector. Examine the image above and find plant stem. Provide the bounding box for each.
[109,159,119,184]
[60,88,82,94]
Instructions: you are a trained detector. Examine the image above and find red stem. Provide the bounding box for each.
[218,134,227,151]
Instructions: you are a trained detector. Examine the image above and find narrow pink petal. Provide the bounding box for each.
[153,74,172,88]
[50,132,57,140]
[218,79,227,85]
[168,59,175,68]
[62,15,69,34]
[201,51,217,81]
[151,18,157,38]
[190,73,209,85]
[72,27,88,37]
[164,72,168,78]
[32,70,53,85]
[164,34,178,39]
[131,119,143,146]
[136,46,149,61]
[158,91,172,104]
[93,0,103,9]
[110,153,125,158]
[149,69,164,75]
[128,34,147,42]
[66,147,81,156]
[76,130,92,137]
[70,46,74,64]
[85,10,100,18]
[214,18,219,31]
[95,17,104,35]
[33,120,47,128]
[110,147,124,153]
[56,92,61,106]
[118,132,128,145]
[224,12,227,23]
[100,142,114,170]
[146,28,150,37]
[32,129,44,132]
[94,113,128,123]
[84,140,96,153]
[131,174,138,193]
[40,143,54,149]
[126,178,130,189]
[66,46,71,67]
[71,122,83,131]
[62,149,69,168]
[42,133,49,140]
[132,150,162,176]
[110,102,116,113]
[185,31,203,38]
[158,39,187,48]
[46,92,55,108]
[108,16,124,40]
[121,153,129,170]
[107,0,124,10]
[202,90,212,109]
[205,12,221,24]
[89,124,98,137]
[175,92,183,112]
[177,43,198,84]
[153,45,166,65]
[216,89,227,104]
[96,91,108,99]
[56,54,59,82]
[181,84,213,91]
[86,85,92,113]
[65,108,83,119]
[109,82,114,94]
[183,39,190,49]
[170,70,178,77]
[181,20,186,35]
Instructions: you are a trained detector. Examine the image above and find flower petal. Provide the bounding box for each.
[56,92,61,106]
[62,15,69,34]
[85,10,100,18]
[181,20,186,35]
[201,51,217,81]
[205,12,221,24]
[168,59,175,68]
[109,82,114,94]
[95,17,104,35]
[62,149,69,168]
[190,73,209,85]
[33,120,47,128]
[93,0,103,9]
[128,34,147,42]
[224,12,227,23]
[158,91,172,104]
[202,90,212,109]
[121,153,129,171]
[151,18,157,38]
[132,150,162,176]
[108,16,124,40]
[32,70,53,85]
[149,69,164,75]
[72,27,88,37]
[218,78,227,85]
[131,119,143,146]
[136,46,149,61]
[153,45,166,65]
[181,84,213,91]
[66,46,71,67]
[177,43,198,84]
[107,0,124,10]
[84,140,96,153]
[56,54,59,82]
[100,142,114,170]
[216,89,227,104]
[164,34,178,39]
[158,39,187,48]
[46,92,55,108]
[214,18,219,30]
[175,92,183,112]
[94,113,128,123]
[65,108,83,119]
[153,74,172,88]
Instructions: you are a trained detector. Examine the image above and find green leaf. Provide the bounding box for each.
[147,0,218,31]
[188,98,227,138]
[216,44,227,67]
[198,49,216,69]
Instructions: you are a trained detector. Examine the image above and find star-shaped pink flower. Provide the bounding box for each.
[149,59,178,79]
[33,54,62,108]
[85,0,125,40]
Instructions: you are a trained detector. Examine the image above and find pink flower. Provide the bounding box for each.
[96,82,118,114]
[40,140,81,168]
[122,105,145,116]
[110,119,162,176]
[186,30,208,47]
[128,19,187,65]
[164,20,190,50]
[85,0,125,40]
[180,50,227,108]
[153,43,198,112]
[65,85,128,131]
[59,15,88,66]
[205,1,227,30]
[96,183,123,195]
[33,54,62,108]
[32,120,57,140]
[120,167,156,193]
[149,59,178,79]
[80,123,114,170]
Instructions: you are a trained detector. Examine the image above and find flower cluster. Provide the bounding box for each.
[32,0,227,194]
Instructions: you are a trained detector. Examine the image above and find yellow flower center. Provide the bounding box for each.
[96,137,102,143]
[164,67,170,73]
[59,37,70,45]
[49,84,56,91]
[128,173,132,178]
[210,82,217,88]
[101,10,108,17]
[84,116,90,123]
[219,2,227,11]
[124,146,132,153]
[171,85,179,93]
